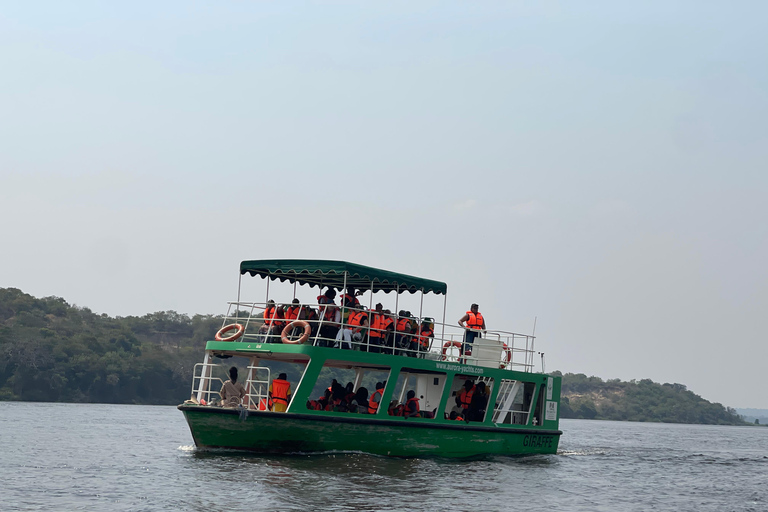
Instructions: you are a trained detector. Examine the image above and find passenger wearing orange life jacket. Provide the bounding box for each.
[455,379,476,413]
[395,311,417,356]
[258,300,285,342]
[415,318,435,357]
[340,287,360,306]
[269,373,292,412]
[380,310,395,354]
[316,288,339,347]
[336,306,367,349]
[367,304,385,353]
[284,299,304,340]
[285,299,302,322]
[458,303,486,356]
[368,381,385,414]
[403,390,420,418]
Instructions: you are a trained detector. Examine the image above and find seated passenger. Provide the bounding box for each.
[467,382,488,422]
[337,305,368,349]
[368,381,385,414]
[449,411,464,421]
[259,300,286,342]
[415,318,435,357]
[270,373,292,412]
[285,299,302,322]
[403,390,420,418]
[331,381,348,412]
[395,311,417,356]
[220,366,246,408]
[349,387,369,413]
[455,379,476,415]
[341,287,361,309]
[316,289,339,347]
[302,305,319,337]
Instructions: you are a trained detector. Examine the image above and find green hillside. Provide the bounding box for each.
[0,287,222,404]
[557,372,747,425]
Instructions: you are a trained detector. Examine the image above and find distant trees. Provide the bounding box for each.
[0,287,223,405]
[555,371,747,426]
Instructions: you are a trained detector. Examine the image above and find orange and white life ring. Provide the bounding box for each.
[281,320,311,344]
[441,341,462,360]
[501,342,512,367]
[215,323,244,342]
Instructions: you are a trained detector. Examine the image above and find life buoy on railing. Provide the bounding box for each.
[215,323,245,342]
[441,341,462,360]
[501,342,512,368]
[281,320,311,344]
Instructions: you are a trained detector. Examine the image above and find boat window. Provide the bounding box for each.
[388,368,445,419]
[532,382,547,426]
[306,365,390,414]
[192,355,307,412]
[444,375,493,422]
[491,380,536,425]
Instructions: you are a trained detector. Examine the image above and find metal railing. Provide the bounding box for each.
[191,362,272,409]
[217,301,537,372]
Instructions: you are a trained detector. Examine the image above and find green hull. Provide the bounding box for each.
[179,405,561,458]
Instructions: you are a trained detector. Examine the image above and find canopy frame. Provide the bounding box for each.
[239,259,447,295]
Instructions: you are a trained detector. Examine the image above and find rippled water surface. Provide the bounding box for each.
[2,402,766,511]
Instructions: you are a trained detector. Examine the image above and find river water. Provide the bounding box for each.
[1,402,766,511]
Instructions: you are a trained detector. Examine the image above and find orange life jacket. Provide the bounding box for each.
[341,293,360,307]
[405,397,420,416]
[453,415,464,421]
[285,306,301,321]
[466,311,484,330]
[264,306,285,329]
[369,313,384,338]
[396,318,412,333]
[317,295,337,322]
[348,311,367,332]
[271,379,291,405]
[368,388,383,414]
[458,386,475,410]
[416,327,434,349]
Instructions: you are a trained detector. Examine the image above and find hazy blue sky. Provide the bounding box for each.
[2,2,766,408]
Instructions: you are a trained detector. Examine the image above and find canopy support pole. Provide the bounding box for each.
[339,271,348,349]
[237,272,242,310]
[440,294,447,346]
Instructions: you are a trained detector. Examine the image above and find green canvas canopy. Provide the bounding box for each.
[239,259,447,295]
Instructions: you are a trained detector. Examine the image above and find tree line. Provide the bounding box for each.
[0,288,221,404]
[556,372,748,425]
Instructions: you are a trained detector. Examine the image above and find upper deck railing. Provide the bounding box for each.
[216,301,538,372]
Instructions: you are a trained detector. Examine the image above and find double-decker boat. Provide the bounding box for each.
[178,259,561,458]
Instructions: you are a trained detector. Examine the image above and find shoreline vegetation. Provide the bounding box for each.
[0,288,753,426]
[556,372,749,425]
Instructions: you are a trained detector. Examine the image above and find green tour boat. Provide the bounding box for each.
[178,259,561,458]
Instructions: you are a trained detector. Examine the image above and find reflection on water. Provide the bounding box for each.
[2,403,767,512]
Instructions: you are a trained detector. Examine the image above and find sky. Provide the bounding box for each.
[1,1,766,408]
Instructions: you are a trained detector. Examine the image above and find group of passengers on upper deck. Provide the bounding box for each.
[257,287,438,357]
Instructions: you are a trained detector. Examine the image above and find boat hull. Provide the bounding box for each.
[179,405,561,458]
